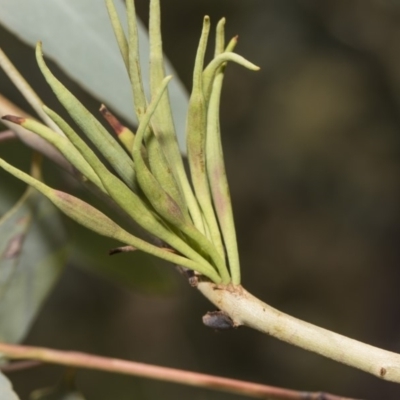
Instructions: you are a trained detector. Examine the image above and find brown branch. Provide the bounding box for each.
[0,341,358,400]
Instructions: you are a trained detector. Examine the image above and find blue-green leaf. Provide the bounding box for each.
[0,371,20,400]
[0,0,189,153]
[0,182,68,343]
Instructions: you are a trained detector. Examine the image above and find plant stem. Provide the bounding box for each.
[0,342,357,400]
[197,282,400,383]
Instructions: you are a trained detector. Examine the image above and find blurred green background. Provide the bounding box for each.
[1,0,400,398]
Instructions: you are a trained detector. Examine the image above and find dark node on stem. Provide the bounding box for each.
[1,115,25,124]
[380,367,387,377]
[176,265,198,287]
[202,311,236,330]
[109,245,137,255]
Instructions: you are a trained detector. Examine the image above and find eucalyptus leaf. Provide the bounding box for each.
[0,182,18,217]
[0,0,189,153]
[0,184,68,343]
[0,371,20,400]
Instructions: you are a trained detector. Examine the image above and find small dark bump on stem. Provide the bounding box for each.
[203,311,236,330]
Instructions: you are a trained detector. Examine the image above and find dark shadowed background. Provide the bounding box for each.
[1,0,400,399]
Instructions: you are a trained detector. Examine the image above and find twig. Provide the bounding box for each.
[0,341,358,400]
[197,282,400,384]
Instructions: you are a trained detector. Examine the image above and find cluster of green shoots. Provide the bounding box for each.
[0,0,259,285]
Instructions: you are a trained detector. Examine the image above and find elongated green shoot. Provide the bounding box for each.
[0,1,259,286]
